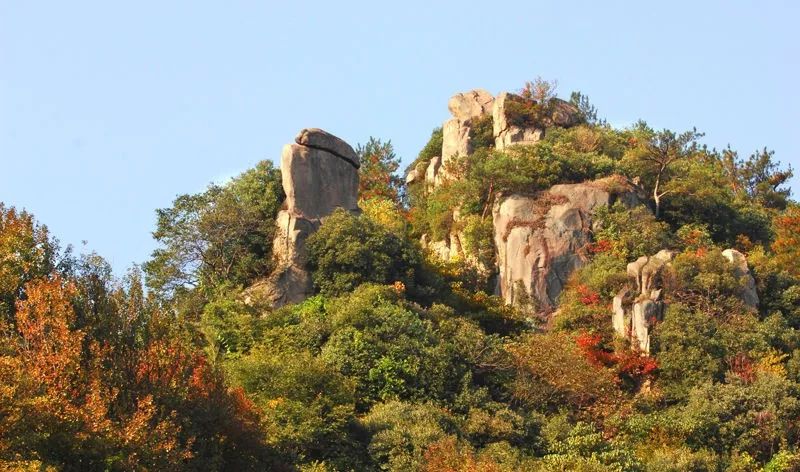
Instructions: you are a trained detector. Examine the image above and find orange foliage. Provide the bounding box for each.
[576,284,601,306]
[576,331,658,385]
[2,276,194,467]
[773,207,800,277]
[423,437,503,472]
[587,239,613,255]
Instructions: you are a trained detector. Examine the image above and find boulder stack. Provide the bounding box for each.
[613,250,675,353]
[249,128,360,308]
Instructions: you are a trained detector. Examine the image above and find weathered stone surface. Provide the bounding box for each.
[493,92,540,150]
[627,249,674,295]
[549,98,582,128]
[448,89,494,121]
[441,118,472,167]
[493,176,641,311]
[632,298,663,353]
[248,129,360,308]
[405,161,426,185]
[615,251,671,353]
[612,288,629,338]
[425,155,442,187]
[281,143,359,221]
[295,128,359,168]
[722,248,759,308]
[432,90,495,187]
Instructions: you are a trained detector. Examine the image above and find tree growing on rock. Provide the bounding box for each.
[628,127,704,218]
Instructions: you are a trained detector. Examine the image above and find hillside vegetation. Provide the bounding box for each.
[1,82,799,471]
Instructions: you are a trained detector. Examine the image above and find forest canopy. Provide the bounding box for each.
[1,84,799,471]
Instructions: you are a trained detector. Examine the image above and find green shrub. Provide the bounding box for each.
[307,209,423,297]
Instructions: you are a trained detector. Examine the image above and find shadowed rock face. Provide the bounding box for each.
[493,176,642,312]
[248,128,359,308]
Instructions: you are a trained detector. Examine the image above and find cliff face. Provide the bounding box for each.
[249,128,360,308]
[420,89,582,269]
[493,176,643,312]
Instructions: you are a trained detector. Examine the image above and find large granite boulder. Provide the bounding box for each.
[282,128,360,220]
[493,176,642,311]
[248,128,360,308]
[436,89,495,185]
[448,89,494,121]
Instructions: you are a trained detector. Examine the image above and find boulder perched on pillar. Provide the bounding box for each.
[247,128,360,308]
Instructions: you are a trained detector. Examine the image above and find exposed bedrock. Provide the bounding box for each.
[493,176,642,312]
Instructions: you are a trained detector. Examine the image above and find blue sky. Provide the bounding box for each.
[1,1,798,271]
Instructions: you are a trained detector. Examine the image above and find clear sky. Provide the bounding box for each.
[1,1,798,272]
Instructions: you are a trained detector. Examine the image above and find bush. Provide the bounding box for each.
[307,209,423,297]
[507,332,619,414]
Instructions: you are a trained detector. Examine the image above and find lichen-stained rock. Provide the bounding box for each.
[722,248,759,308]
[246,128,360,308]
[493,176,641,311]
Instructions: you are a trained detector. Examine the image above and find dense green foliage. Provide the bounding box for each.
[144,161,284,300]
[2,85,799,471]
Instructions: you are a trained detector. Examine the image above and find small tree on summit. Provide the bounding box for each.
[632,127,704,218]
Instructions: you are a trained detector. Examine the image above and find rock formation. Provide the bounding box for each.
[613,248,760,353]
[722,248,759,308]
[613,250,674,353]
[248,128,360,308]
[426,89,494,187]
[493,93,580,150]
[493,176,642,312]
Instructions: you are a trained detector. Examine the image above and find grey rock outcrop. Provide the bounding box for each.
[722,249,759,308]
[493,176,642,312]
[614,250,674,353]
[248,128,360,308]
